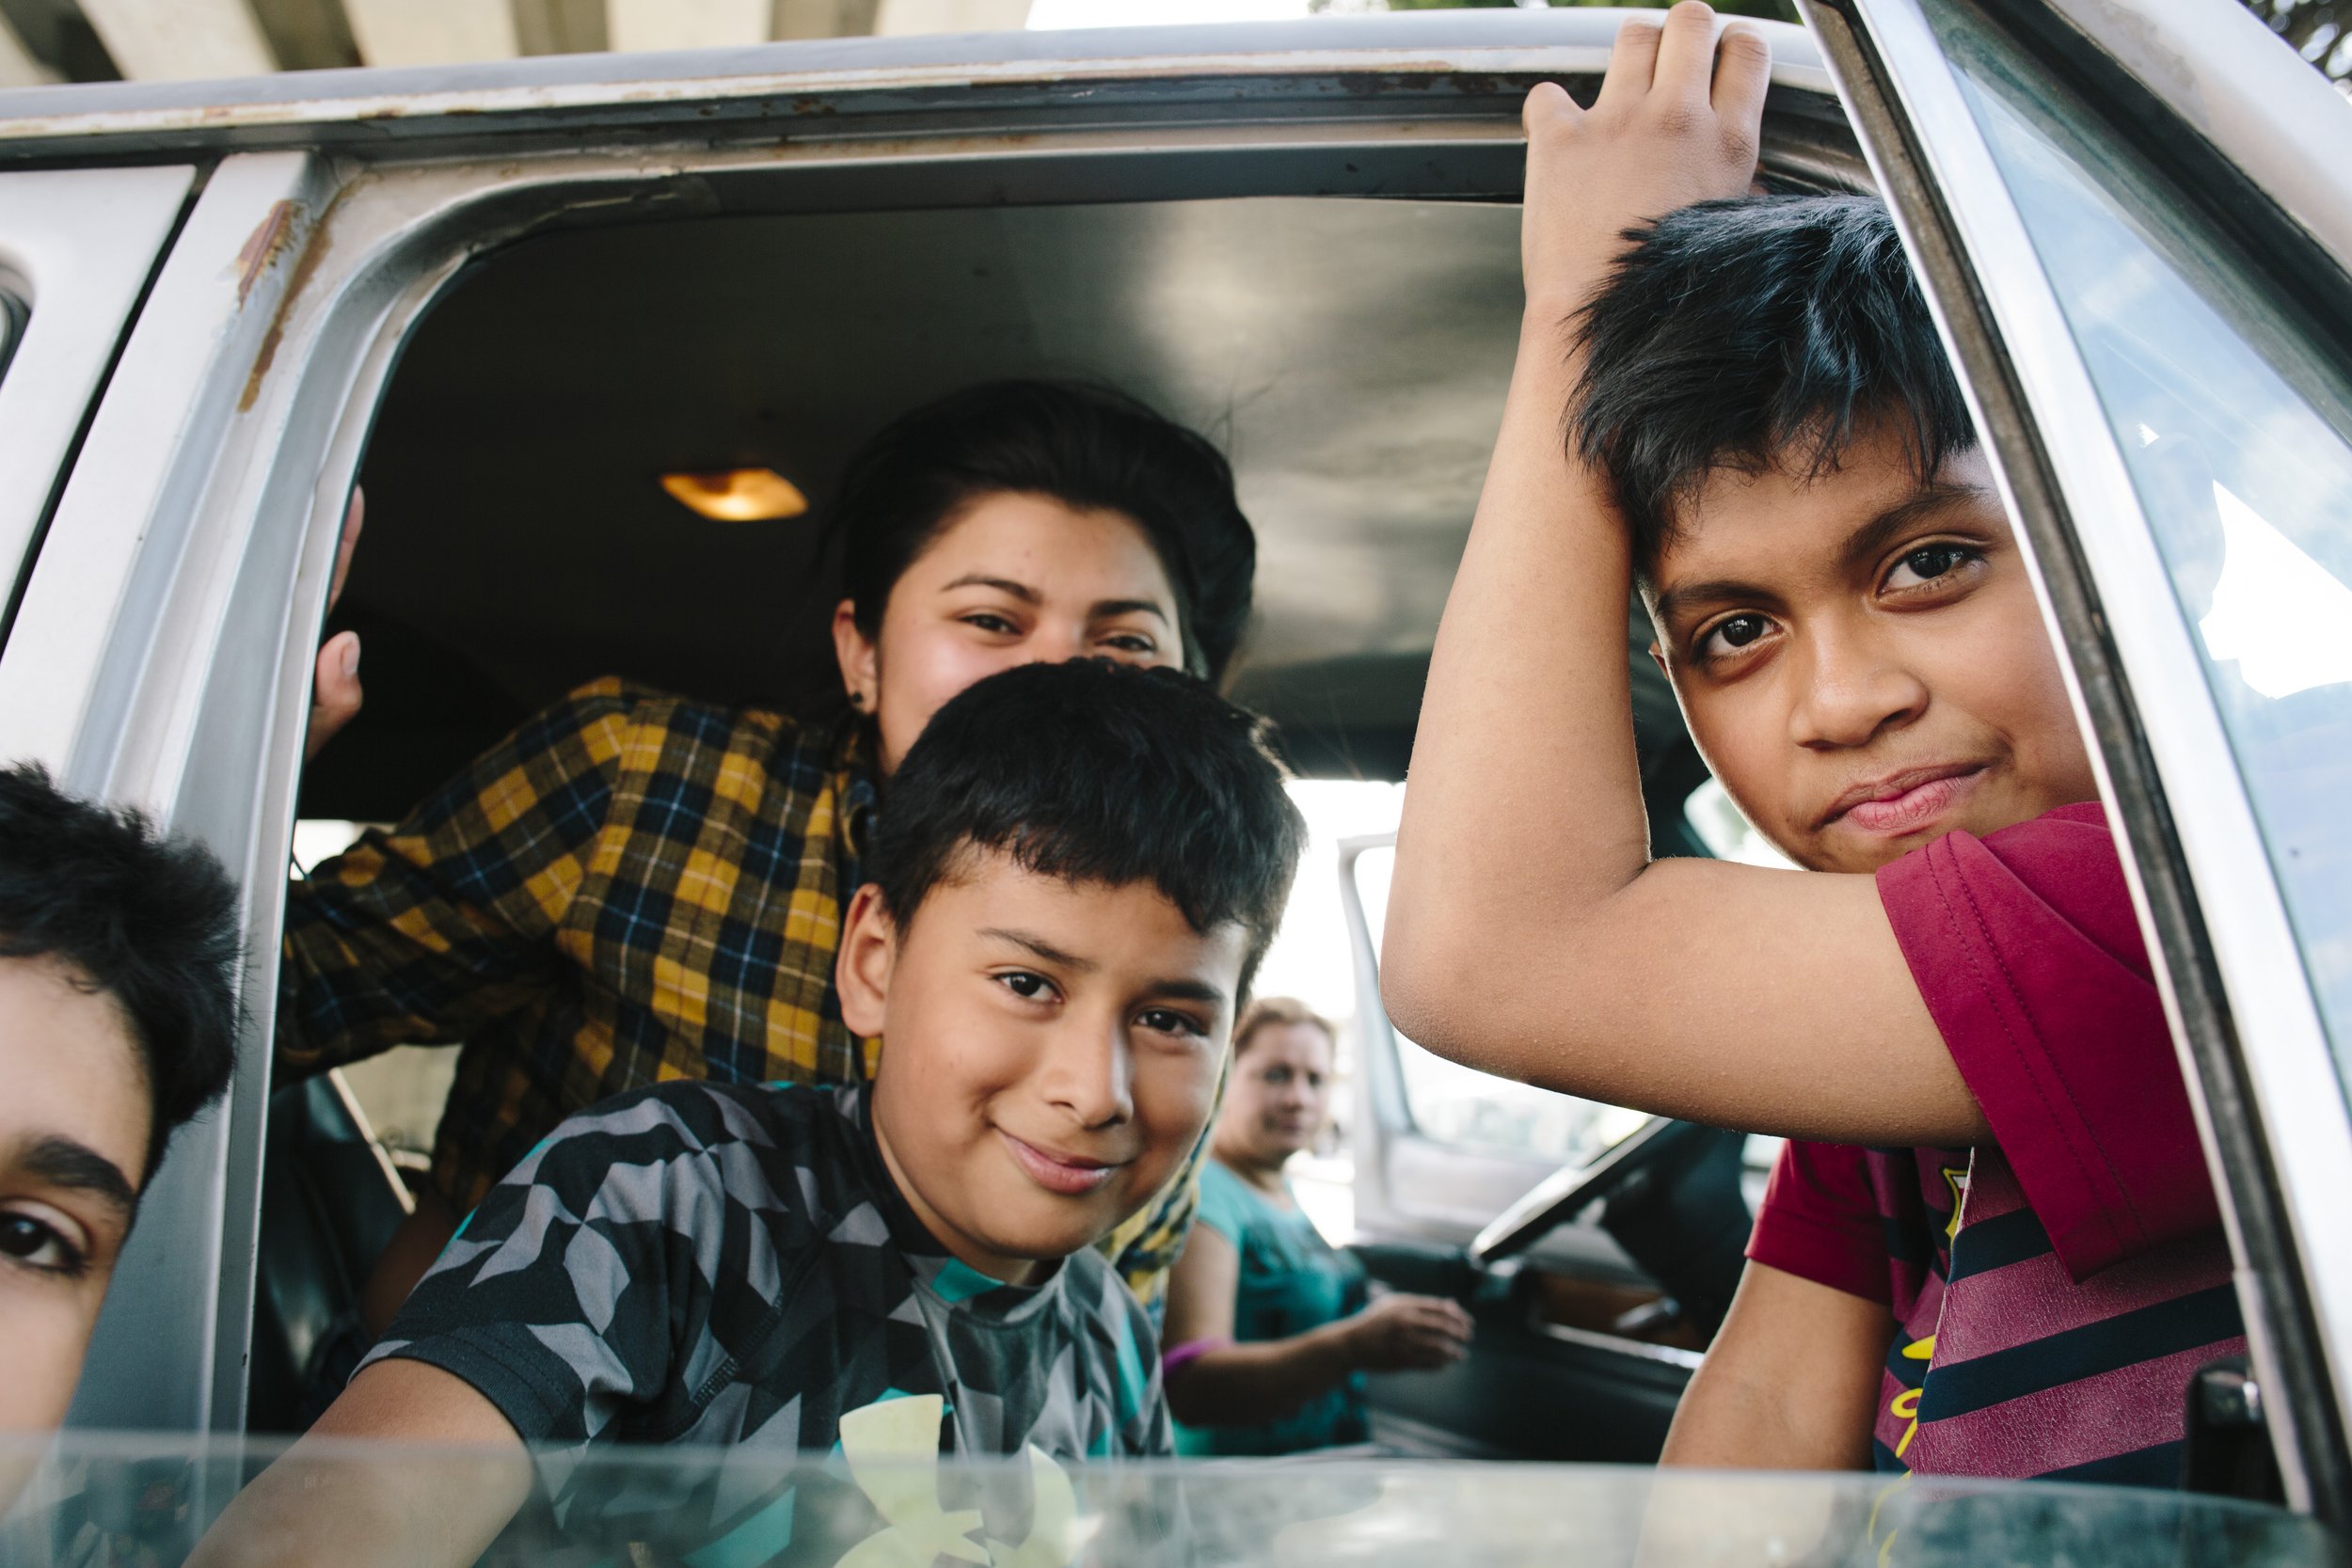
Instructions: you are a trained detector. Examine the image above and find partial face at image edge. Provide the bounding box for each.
[1646,429,2100,875]
[0,954,150,1439]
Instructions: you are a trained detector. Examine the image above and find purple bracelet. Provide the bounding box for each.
[1161,1337,1232,1376]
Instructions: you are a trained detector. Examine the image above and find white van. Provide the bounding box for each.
[2,0,2349,1555]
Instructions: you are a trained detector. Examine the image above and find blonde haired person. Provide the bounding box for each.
[1161,999,1470,1454]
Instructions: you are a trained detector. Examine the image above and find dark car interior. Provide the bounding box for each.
[257,185,1816,1448]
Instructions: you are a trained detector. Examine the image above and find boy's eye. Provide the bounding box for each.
[961,612,1020,636]
[1883,543,1979,591]
[0,1212,85,1276]
[1136,1007,1204,1039]
[995,971,1057,1003]
[1100,632,1157,657]
[1696,612,1775,660]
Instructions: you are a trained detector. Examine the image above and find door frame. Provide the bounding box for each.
[0,34,1851,1433]
[1804,0,2352,1518]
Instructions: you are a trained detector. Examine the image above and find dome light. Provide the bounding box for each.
[660,467,810,522]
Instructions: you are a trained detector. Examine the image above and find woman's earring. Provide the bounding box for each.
[849,691,866,711]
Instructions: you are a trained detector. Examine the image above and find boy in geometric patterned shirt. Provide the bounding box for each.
[201,659,1305,1566]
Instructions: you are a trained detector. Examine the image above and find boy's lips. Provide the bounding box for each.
[1820,763,1987,836]
[998,1130,1125,1196]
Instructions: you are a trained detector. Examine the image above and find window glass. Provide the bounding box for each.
[1683,777,1797,869]
[0,1432,2328,1566]
[1354,843,1650,1166]
[1927,1,2352,1090]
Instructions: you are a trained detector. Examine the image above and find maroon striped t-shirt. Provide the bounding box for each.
[1748,802,2246,1485]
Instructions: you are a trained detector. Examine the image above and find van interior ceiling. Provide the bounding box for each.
[303,195,1704,821]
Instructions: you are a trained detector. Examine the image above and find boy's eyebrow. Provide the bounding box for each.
[1143,977,1231,1007]
[1652,479,1997,629]
[7,1134,138,1221]
[1651,575,1776,630]
[1836,480,1996,575]
[977,928,1230,1007]
[980,927,1096,973]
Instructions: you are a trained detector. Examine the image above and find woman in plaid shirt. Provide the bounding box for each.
[282,380,1258,1332]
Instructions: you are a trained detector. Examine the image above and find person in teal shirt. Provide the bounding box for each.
[1162,999,1472,1454]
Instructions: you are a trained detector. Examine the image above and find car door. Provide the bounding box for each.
[0,165,194,621]
[1799,0,2352,1522]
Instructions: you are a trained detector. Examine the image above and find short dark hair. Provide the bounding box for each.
[836,380,1257,682]
[868,660,1305,998]
[1570,194,1976,574]
[0,766,241,1183]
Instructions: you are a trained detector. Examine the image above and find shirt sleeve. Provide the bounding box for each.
[1746,1139,1893,1305]
[277,680,638,1077]
[1189,1162,1249,1248]
[1875,800,2217,1279]
[357,1085,727,1446]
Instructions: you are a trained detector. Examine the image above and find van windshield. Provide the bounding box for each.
[0,1433,2327,1567]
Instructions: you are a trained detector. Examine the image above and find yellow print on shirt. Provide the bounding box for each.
[1891,1333,1936,1462]
[832,1395,1087,1568]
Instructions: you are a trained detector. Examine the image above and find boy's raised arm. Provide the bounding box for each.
[1383,3,1983,1148]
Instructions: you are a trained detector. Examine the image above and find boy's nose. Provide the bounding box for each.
[1039,1018,1135,1129]
[1788,629,1928,750]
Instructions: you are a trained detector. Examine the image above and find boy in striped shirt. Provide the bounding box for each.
[1385,3,2242,1486]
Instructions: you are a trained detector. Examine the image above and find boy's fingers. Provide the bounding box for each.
[1651,0,1724,105]
[1521,79,1581,136]
[1597,16,1663,109]
[1710,22,1773,130]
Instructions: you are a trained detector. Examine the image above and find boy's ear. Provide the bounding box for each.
[832,598,880,715]
[835,881,898,1038]
[1649,641,1668,678]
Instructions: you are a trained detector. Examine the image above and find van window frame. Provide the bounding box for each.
[0,43,1854,1437]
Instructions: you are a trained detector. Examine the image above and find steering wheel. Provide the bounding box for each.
[1466,1117,1718,1267]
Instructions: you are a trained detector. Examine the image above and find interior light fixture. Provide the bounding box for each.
[660,467,810,522]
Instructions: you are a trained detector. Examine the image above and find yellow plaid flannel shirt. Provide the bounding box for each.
[278,677,1212,1307]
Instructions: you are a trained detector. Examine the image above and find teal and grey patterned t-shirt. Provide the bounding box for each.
[363,1080,1168,1557]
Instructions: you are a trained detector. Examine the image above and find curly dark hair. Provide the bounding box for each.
[0,765,241,1183]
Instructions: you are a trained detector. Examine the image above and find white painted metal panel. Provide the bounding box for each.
[0,165,193,610]
[76,0,276,81]
[342,0,520,68]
